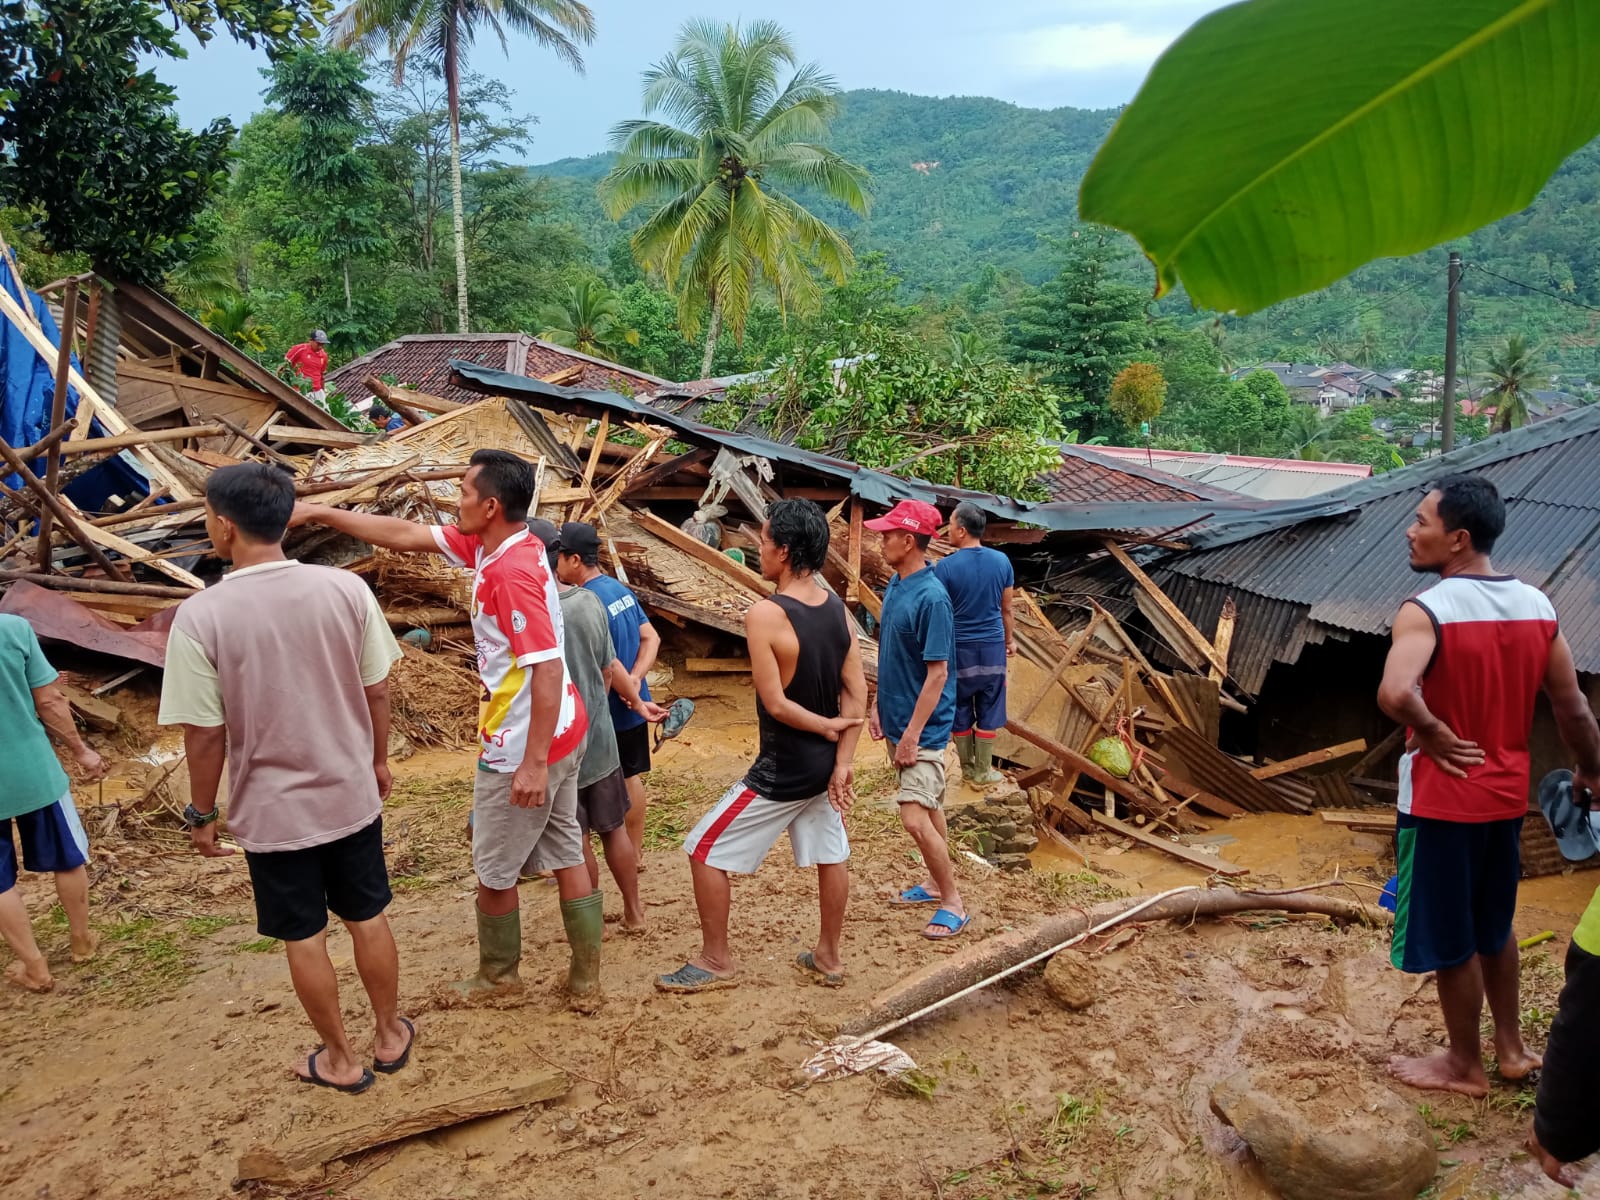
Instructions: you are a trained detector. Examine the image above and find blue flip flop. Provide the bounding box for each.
[893,884,940,905]
[922,908,971,941]
[654,962,739,994]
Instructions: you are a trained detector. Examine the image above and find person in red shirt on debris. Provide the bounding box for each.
[285,330,331,404]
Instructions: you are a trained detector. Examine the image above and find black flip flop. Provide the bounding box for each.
[374,1017,416,1075]
[299,1046,376,1094]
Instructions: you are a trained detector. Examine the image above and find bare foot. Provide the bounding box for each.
[70,930,100,964]
[620,921,647,937]
[1525,1128,1576,1188]
[293,1046,367,1089]
[1388,1051,1490,1098]
[1494,1037,1543,1081]
[373,1017,413,1068]
[4,959,54,993]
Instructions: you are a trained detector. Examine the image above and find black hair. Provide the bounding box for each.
[526,518,560,572]
[569,546,600,568]
[952,501,987,539]
[765,498,830,574]
[1430,473,1505,553]
[468,449,535,523]
[206,463,295,543]
[912,532,933,551]
[370,403,392,419]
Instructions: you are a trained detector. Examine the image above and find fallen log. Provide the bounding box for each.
[235,1070,569,1183]
[0,571,196,598]
[838,885,1389,1040]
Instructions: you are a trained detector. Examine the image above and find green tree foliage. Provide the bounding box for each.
[1482,333,1541,432]
[539,279,640,358]
[598,19,872,376]
[332,0,595,332]
[1108,361,1166,429]
[263,48,388,311]
[731,326,1064,497]
[1005,227,1151,436]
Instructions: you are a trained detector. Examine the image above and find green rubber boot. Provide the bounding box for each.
[954,732,978,783]
[454,906,522,994]
[969,735,1003,785]
[561,890,605,1014]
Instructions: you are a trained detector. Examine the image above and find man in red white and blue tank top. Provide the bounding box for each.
[1378,474,1600,1100]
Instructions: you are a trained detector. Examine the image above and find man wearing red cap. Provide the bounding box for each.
[866,499,969,940]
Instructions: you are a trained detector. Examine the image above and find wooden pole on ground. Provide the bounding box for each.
[0,571,195,598]
[0,435,130,581]
[36,281,79,571]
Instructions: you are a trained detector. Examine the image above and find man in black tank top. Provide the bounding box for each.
[658,500,868,994]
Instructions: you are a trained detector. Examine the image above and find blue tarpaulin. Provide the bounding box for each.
[1,260,148,509]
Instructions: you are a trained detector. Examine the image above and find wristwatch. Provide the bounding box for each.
[183,803,220,828]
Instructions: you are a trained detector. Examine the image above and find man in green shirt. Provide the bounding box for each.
[0,613,106,992]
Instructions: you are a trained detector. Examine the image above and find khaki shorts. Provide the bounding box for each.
[888,741,947,810]
[471,751,583,889]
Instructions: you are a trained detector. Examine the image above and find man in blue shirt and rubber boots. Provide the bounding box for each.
[868,500,970,940]
[933,502,1015,787]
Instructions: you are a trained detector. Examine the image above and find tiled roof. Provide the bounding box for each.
[1039,445,1241,505]
[327,334,672,407]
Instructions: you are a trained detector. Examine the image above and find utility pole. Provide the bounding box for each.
[1440,250,1461,453]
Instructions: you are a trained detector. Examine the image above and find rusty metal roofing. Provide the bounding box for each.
[1042,446,1241,505]
[328,334,672,408]
[1154,403,1600,675]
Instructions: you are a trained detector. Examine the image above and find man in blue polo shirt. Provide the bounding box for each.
[934,502,1015,786]
[554,522,661,859]
[867,499,969,940]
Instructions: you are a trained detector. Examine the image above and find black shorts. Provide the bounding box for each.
[577,768,631,836]
[244,816,392,942]
[616,722,651,779]
[1390,812,1521,974]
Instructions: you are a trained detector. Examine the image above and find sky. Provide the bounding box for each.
[157,0,1229,162]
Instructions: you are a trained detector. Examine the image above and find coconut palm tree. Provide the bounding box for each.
[598,20,871,377]
[538,278,640,360]
[331,0,595,334]
[1482,334,1540,433]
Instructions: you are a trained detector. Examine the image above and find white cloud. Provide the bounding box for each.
[1008,20,1182,74]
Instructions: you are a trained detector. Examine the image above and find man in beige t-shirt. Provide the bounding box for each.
[159,464,410,1095]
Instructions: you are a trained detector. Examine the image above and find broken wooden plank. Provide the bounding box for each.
[269,425,376,448]
[1157,723,1308,814]
[55,423,229,457]
[1020,611,1103,725]
[0,571,194,598]
[1005,718,1156,815]
[75,519,205,590]
[313,456,425,509]
[581,413,609,490]
[235,1071,570,1183]
[182,448,244,470]
[685,657,751,673]
[0,435,131,582]
[631,507,771,596]
[1091,810,1247,876]
[36,281,78,571]
[622,446,714,496]
[1102,540,1228,678]
[364,376,461,414]
[1250,738,1368,781]
[1347,726,1406,779]
[1160,772,1247,819]
[1208,596,1236,684]
[1319,809,1397,832]
[60,684,122,732]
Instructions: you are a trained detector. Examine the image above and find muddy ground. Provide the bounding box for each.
[1,671,1597,1200]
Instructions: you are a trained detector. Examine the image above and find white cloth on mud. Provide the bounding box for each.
[799,1039,917,1083]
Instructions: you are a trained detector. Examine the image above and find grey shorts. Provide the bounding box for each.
[472,751,583,889]
[888,741,947,810]
[577,767,630,836]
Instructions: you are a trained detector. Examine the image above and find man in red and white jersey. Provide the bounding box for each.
[294,450,605,1011]
[1378,473,1600,1098]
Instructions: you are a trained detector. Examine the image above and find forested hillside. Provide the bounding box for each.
[535,88,1600,375]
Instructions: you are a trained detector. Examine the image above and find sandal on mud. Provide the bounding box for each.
[892,884,940,906]
[374,1017,416,1075]
[922,908,971,941]
[298,1047,376,1094]
[793,951,845,988]
[654,962,738,994]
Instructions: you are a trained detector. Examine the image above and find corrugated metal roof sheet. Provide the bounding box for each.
[1042,446,1238,505]
[1159,403,1600,674]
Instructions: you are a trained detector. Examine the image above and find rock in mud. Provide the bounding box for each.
[1042,949,1097,1010]
[1209,1062,1436,1200]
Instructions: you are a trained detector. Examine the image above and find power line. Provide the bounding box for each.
[1468,262,1600,315]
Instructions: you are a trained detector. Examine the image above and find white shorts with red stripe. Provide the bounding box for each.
[684,781,850,874]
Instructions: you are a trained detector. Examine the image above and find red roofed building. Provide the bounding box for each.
[1041,445,1244,504]
[327,333,673,409]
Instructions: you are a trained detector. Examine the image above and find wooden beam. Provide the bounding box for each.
[1005,717,1155,814]
[55,424,228,457]
[75,520,204,589]
[37,282,79,571]
[685,657,752,673]
[631,586,747,638]
[1091,810,1247,876]
[846,498,863,610]
[364,376,461,414]
[0,436,130,581]
[235,1071,570,1184]
[182,448,243,470]
[1019,612,1103,724]
[0,570,193,598]
[631,508,771,596]
[1347,726,1406,778]
[1208,596,1237,684]
[1319,809,1397,832]
[624,446,714,496]
[1101,539,1228,678]
[581,413,609,489]
[313,456,425,509]
[268,425,376,448]
[1250,739,1367,781]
